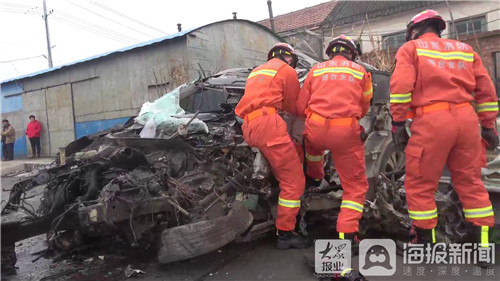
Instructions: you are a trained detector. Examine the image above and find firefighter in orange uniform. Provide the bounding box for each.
[297,35,373,246]
[235,43,310,249]
[390,10,498,245]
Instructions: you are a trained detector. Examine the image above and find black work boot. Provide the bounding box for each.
[409,226,434,244]
[471,225,494,268]
[306,176,322,188]
[276,230,312,249]
[339,232,361,256]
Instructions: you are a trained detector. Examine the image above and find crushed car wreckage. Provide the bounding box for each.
[1,49,473,272]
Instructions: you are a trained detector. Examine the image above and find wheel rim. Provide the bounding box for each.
[384,150,405,173]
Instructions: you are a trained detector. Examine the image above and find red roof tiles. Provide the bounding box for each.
[258,1,337,33]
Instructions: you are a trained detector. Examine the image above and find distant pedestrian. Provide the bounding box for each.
[2,119,16,161]
[26,115,42,157]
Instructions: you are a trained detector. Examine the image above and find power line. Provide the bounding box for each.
[0,54,45,63]
[70,1,156,39]
[90,1,167,36]
[52,9,141,44]
[51,15,136,44]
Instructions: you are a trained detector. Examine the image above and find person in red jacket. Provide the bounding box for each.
[390,10,498,246]
[26,115,42,158]
[235,43,310,249]
[296,35,373,248]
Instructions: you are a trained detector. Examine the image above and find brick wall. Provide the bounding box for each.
[461,30,500,80]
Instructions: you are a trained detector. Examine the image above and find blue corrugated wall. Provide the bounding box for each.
[1,82,27,158]
[75,117,131,139]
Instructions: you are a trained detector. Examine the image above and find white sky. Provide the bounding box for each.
[0,0,329,81]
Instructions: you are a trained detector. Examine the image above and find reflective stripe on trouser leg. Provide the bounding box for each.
[432,228,436,243]
[341,200,364,213]
[408,209,438,221]
[463,205,494,219]
[278,198,301,208]
[339,232,344,239]
[304,150,325,179]
[341,268,353,277]
[481,226,489,247]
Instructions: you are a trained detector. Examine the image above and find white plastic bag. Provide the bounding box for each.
[139,118,157,138]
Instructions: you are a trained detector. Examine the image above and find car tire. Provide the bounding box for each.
[157,201,253,264]
[378,142,405,175]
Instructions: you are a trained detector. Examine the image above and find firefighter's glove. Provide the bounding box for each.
[360,125,368,142]
[481,127,499,151]
[391,121,409,146]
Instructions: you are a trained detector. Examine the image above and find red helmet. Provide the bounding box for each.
[325,34,358,60]
[406,10,446,41]
[268,43,298,68]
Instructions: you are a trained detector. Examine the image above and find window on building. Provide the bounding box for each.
[382,31,406,50]
[450,16,486,37]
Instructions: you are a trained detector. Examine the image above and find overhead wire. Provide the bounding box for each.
[51,9,141,44]
[51,15,136,44]
[70,1,157,39]
[0,54,45,63]
[90,1,168,36]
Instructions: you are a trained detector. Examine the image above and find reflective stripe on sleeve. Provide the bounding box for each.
[476,102,499,113]
[463,205,494,219]
[248,69,277,79]
[390,93,412,104]
[416,49,474,62]
[364,87,373,100]
[341,200,364,213]
[306,152,324,162]
[278,197,301,208]
[408,208,438,220]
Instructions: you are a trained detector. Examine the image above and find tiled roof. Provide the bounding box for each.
[258,1,337,33]
[327,0,443,26]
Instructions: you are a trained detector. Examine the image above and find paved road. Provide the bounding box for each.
[1,176,498,281]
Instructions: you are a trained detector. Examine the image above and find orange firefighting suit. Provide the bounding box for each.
[390,33,497,229]
[296,55,373,233]
[235,58,304,231]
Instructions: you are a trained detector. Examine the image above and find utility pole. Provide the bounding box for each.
[42,0,53,68]
[267,0,275,32]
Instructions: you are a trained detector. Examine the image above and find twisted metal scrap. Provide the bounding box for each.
[361,174,469,243]
[361,174,411,240]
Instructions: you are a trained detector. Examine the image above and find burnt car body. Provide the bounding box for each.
[1,50,467,271]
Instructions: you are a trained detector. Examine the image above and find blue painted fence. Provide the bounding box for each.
[75,117,131,139]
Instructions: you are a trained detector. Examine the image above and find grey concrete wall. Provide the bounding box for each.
[23,90,50,156]
[186,21,281,79]
[45,85,74,155]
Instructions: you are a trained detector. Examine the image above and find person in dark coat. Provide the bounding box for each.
[2,119,16,161]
